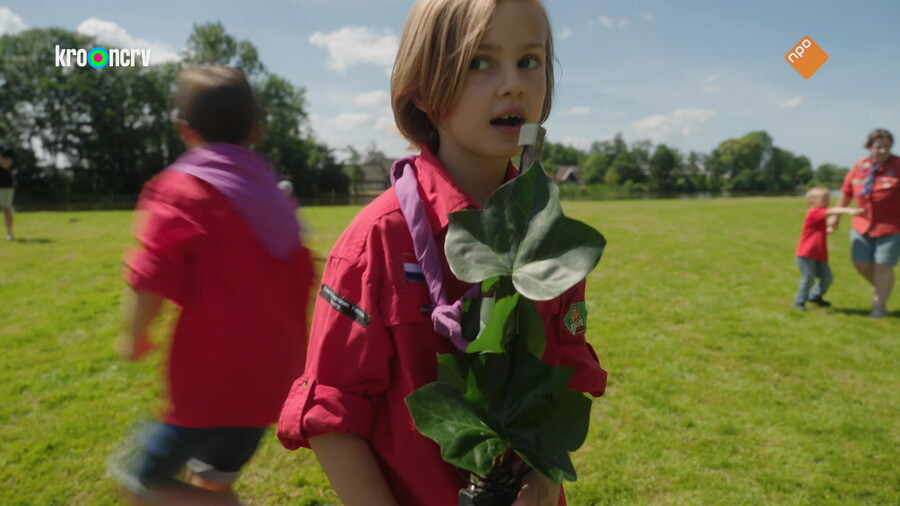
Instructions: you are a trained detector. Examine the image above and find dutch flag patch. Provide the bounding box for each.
[403,260,425,282]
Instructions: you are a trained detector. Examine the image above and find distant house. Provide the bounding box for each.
[346,153,392,192]
[553,165,581,185]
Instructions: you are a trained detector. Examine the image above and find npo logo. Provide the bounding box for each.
[55,45,152,69]
[784,36,828,79]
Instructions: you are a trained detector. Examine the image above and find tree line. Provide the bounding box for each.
[0,23,348,203]
[541,131,848,194]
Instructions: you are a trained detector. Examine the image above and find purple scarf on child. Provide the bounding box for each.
[169,143,300,259]
[391,155,481,351]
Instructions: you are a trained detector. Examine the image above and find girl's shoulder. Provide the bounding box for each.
[329,188,413,265]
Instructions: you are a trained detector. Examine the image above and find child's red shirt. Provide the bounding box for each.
[127,170,313,428]
[796,207,828,262]
[278,147,606,506]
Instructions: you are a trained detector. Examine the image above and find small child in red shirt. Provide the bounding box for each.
[112,66,313,504]
[793,186,862,311]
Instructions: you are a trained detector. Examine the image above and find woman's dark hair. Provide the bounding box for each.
[865,129,894,148]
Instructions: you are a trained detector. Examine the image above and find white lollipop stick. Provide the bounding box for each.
[518,123,540,147]
[517,123,545,173]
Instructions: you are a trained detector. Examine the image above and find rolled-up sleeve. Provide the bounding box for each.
[278,241,394,449]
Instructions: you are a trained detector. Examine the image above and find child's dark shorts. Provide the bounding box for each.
[135,422,266,489]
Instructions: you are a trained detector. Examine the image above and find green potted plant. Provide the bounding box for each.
[405,160,606,505]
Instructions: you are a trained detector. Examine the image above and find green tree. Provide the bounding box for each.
[815,163,847,188]
[580,152,609,184]
[541,142,584,170]
[256,74,315,196]
[708,131,773,191]
[0,29,181,199]
[309,143,349,195]
[678,151,707,192]
[611,151,642,184]
[184,22,264,78]
[648,144,679,192]
[344,146,364,195]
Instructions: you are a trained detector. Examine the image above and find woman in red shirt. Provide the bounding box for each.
[829,129,900,318]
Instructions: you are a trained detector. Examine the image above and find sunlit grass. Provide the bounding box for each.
[0,198,896,504]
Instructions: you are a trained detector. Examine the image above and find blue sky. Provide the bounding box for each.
[2,0,898,168]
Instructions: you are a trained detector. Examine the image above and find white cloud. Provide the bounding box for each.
[354,89,389,108]
[640,12,655,23]
[563,106,591,116]
[701,75,720,93]
[76,18,180,63]
[558,27,573,41]
[330,113,372,130]
[779,96,804,109]
[626,108,716,144]
[595,16,614,28]
[0,7,27,35]
[594,16,629,29]
[309,26,398,74]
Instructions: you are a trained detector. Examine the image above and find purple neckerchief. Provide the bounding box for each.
[391,156,478,351]
[169,142,300,259]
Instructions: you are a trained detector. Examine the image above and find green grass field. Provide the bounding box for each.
[1,197,897,505]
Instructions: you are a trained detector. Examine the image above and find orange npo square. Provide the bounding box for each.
[785,36,828,79]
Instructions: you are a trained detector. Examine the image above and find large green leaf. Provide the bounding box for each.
[463,347,591,483]
[406,382,509,476]
[407,348,591,483]
[445,163,606,301]
[516,298,546,358]
[466,293,519,353]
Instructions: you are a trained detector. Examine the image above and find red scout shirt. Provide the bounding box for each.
[127,170,313,428]
[278,147,607,506]
[796,207,828,262]
[841,155,900,237]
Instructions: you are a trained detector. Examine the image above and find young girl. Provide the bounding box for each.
[277,1,606,505]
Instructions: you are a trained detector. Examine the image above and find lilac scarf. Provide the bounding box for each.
[391,156,479,351]
[169,143,300,259]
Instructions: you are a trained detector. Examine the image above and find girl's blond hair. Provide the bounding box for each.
[391,0,554,151]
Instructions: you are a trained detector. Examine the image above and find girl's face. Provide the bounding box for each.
[869,138,892,164]
[435,0,548,168]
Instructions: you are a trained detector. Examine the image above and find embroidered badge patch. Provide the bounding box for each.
[564,301,587,335]
[320,284,370,327]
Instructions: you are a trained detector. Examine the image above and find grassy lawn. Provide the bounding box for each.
[0,197,897,505]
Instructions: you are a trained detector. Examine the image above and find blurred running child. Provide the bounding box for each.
[114,66,313,504]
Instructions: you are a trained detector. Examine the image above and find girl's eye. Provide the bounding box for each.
[470,57,490,71]
[519,56,540,69]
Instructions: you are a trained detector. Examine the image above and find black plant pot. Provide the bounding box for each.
[458,462,521,506]
[458,484,519,506]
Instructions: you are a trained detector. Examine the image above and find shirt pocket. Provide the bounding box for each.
[380,283,434,327]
